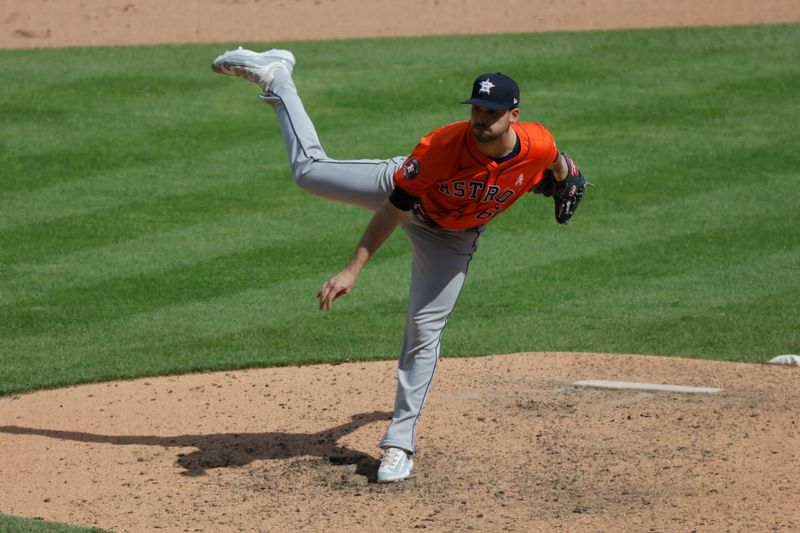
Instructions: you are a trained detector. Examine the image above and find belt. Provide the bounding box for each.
[412,202,437,227]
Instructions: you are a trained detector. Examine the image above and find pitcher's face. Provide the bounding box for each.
[469,105,519,143]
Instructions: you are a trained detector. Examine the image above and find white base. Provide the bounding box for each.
[768,354,800,366]
[575,380,722,394]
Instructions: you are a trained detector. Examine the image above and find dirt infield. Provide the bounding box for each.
[2,0,799,49]
[1,353,798,532]
[1,1,799,532]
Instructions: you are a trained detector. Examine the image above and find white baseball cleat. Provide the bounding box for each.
[211,47,295,92]
[377,447,413,483]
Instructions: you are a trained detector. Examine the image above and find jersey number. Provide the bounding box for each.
[476,206,501,221]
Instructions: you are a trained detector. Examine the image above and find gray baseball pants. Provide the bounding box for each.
[267,74,483,453]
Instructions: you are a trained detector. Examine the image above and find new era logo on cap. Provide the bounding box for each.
[461,72,520,111]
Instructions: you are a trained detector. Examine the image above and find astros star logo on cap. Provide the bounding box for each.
[462,72,520,110]
[479,79,495,95]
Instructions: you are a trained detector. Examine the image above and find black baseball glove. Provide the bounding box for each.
[531,152,588,225]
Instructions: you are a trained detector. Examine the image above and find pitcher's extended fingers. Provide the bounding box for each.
[317,281,339,311]
[317,285,330,310]
[324,290,336,311]
[317,270,355,311]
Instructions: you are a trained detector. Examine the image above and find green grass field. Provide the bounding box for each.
[1,23,799,533]
[0,514,109,533]
[1,24,799,399]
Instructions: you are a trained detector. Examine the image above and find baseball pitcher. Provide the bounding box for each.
[211,47,588,482]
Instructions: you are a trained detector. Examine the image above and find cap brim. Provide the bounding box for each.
[461,98,513,111]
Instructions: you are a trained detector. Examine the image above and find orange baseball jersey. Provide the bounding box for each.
[394,121,558,229]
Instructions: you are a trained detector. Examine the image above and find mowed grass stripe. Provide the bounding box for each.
[455,245,800,361]
[0,252,412,393]
[478,171,796,273]
[0,137,288,231]
[0,93,248,194]
[0,191,378,305]
[3,162,787,337]
[0,216,408,339]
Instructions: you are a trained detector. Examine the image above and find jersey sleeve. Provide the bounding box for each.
[527,124,559,190]
[536,125,559,167]
[393,127,454,198]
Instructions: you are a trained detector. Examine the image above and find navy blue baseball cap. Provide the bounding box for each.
[461,72,520,111]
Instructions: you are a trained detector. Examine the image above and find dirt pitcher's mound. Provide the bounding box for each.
[1,352,798,532]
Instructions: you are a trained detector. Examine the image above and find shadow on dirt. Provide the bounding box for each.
[0,410,390,479]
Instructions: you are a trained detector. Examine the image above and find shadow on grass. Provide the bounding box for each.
[0,410,390,481]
